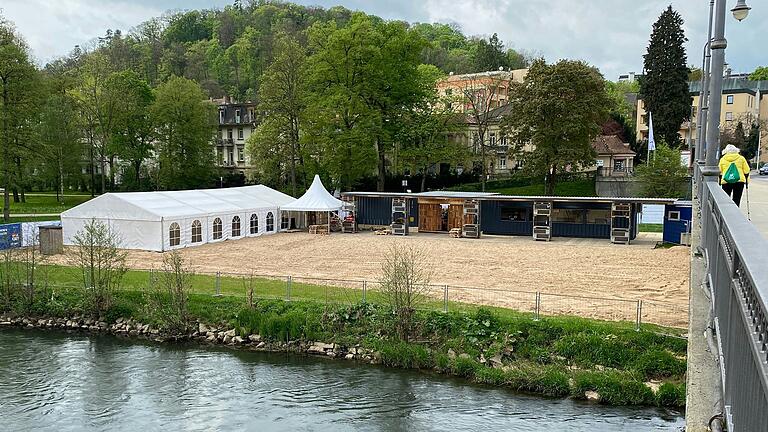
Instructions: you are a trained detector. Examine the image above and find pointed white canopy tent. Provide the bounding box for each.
[61,185,295,251]
[282,175,343,232]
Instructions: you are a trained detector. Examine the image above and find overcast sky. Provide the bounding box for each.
[2,0,765,80]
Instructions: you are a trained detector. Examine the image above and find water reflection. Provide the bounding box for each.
[0,328,684,431]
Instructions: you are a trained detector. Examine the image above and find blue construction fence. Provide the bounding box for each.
[0,221,61,250]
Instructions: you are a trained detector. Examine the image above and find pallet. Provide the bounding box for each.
[309,224,329,235]
[375,228,392,235]
[449,228,462,238]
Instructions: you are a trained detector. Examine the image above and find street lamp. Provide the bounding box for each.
[731,0,751,21]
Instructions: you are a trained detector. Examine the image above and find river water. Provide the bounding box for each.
[0,328,684,431]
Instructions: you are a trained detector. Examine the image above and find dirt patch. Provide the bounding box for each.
[53,231,690,327]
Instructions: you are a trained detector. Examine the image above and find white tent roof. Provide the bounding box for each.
[61,185,288,221]
[282,175,344,212]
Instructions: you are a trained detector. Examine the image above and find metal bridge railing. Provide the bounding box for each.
[700,179,768,431]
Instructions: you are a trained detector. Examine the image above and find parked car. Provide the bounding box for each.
[759,165,768,175]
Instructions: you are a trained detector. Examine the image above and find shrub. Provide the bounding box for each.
[656,382,686,407]
[573,371,655,405]
[380,244,432,341]
[553,332,636,368]
[452,356,481,378]
[377,341,433,369]
[632,349,686,380]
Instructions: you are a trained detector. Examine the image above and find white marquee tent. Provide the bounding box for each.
[282,175,344,212]
[61,185,295,251]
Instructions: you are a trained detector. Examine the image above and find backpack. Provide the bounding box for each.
[723,162,741,184]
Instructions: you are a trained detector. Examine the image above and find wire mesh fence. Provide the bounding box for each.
[21,266,686,330]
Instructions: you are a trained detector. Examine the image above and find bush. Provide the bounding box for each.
[377,341,433,369]
[573,371,655,405]
[656,382,686,407]
[632,349,686,380]
[554,332,636,368]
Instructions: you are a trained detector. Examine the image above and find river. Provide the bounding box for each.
[0,328,684,431]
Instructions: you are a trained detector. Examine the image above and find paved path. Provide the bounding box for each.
[740,171,768,240]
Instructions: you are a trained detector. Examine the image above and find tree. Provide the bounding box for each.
[636,141,688,198]
[107,70,155,190]
[151,76,216,190]
[503,59,610,195]
[749,66,768,81]
[472,33,508,72]
[0,17,37,222]
[380,243,432,342]
[247,33,307,195]
[640,6,691,148]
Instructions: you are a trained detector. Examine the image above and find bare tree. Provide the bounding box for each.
[380,243,433,341]
[0,230,47,312]
[454,72,513,191]
[68,219,128,316]
[146,250,192,333]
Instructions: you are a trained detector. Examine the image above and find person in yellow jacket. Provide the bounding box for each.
[719,144,750,206]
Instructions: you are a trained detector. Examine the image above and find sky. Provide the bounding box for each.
[2,0,765,80]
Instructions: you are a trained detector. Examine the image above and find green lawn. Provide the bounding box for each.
[7,193,92,215]
[639,223,664,233]
[487,179,597,197]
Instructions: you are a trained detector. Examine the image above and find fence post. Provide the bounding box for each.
[443,285,449,313]
[214,272,221,297]
[635,300,643,331]
[534,292,541,321]
[362,280,367,303]
[286,275,292,302]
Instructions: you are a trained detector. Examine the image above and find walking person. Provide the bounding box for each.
[719,144,750,206]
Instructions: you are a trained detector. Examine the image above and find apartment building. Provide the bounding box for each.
[636,78,768,164]
[436,68,528,114]
[214,97,258,174]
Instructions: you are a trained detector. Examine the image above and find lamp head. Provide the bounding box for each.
[731,0,751,21]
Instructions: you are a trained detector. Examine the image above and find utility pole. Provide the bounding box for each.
[696,0,716,169]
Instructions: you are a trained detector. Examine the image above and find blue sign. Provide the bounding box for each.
[0,223,22,250]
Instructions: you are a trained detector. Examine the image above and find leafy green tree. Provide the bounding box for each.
[503,59,610,195]
[0,17,37,222]
[636,141,688,198]
[472,33,508,72]
[749,66,768,81]
[640,6,691,148]
[107,70,155,190]
[151,76,216,189]
[247,33,307,195]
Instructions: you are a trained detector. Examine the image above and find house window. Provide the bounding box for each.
[227,148,234,165]
[221,129,226,139]
[250,214,258,234]
[237,146,244,162]
[490,132,496,146]
[232,216,241,237]
[191,220,202,243]
[219,110,224,124]
[499,156,507,170]
[266,212,274,232]
[500,206,527,221]
[169,222,180,246]
[614,159,626,172]
[726,95,734,104]
[725,112,733,121]
[238,127,244,140]
[281,213,289,230]
[213,217,222,240]
[228,128,233,139]
[668,211,681,221]
[235,109,241,123]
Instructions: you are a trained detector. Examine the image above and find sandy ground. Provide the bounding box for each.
[55,231,690,327]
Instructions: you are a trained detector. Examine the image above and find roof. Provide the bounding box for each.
[341,191,677,205]
[592,135,636,156]
[61,185,290,221]
[688,77,768,96]
[282,175,344,212]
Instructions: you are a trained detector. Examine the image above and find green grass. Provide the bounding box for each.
[487,179,597,197]
[3,269,689,407]
[639,224,663,233]
[3,216,61,224]
[7,194,92,215]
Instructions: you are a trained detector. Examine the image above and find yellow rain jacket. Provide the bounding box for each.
[719,152,750,184]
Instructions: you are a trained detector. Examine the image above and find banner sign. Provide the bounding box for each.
[0,223,22,250]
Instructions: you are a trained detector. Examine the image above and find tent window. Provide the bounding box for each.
[232,216,241,237]
[191,220,202,243]
[213,218,223,240]
[281,213,289,230]
[250,214,258,234]
[266,212,274,232]
[169,222,180,246]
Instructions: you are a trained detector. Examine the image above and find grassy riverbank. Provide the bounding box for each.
[4,275,687,408]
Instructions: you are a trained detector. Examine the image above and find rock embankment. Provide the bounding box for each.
[0,314,379,363]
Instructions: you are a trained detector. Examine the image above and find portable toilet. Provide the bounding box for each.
[663,200,693,245]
